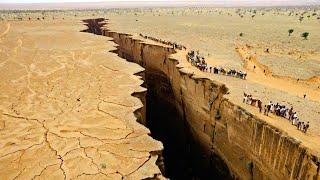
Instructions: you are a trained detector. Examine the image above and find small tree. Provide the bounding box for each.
[299,16,304,22]
[239,32,244,37]
[100,163,106,169]
[301,32,309,40]
[288,29,294,36]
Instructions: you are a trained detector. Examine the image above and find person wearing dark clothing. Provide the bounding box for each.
[303,122,310,133]
[258,100,262,113]
[297,122,301,130]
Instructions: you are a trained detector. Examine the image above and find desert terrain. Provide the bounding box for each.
[0,6,320,179]
[0,17,163,179]
[105,7,320,136]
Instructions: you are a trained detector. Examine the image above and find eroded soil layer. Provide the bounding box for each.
[84,18,320,180]
[0,19,163,179]
[82,19,232,179]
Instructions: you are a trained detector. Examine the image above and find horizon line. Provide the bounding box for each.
[0,1,319,10]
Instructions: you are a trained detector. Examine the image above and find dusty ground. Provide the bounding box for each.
[106,8,320,98]
[104,8,320,152]
[0,6,319,177]
[106,8,320,78]
[0,19,163,179]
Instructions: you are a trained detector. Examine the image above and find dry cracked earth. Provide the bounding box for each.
[0,19,163,179]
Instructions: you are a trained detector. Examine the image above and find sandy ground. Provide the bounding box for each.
[170,50,320,156]
[106,8,320,98]
[106,8,320,78]
[0,19,163,179]
[0,7,319,176]
[103,8,320,153]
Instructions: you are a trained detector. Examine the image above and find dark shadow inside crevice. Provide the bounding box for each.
[81,18,233,180]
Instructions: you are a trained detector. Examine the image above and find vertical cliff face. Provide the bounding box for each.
[85,19,320,180]
[104,30,231,179]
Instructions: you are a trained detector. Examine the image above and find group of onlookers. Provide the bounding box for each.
[243,93,310,133]
[139,33,187,50]
[264,101,309,133]
[187,50,247,80]
[139,35,246,80]
[141,35,310,134]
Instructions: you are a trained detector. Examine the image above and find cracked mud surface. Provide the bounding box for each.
[0,19,163,179]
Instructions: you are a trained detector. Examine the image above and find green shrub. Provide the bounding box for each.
[288,29,294,36]
[301,32,309,40]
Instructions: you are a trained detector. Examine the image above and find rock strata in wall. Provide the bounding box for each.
[91,18,320,180]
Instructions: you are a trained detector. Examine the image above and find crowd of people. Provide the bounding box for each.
[139,35,245,80]
[187,50,247,80]
[139,34,245,80]
[139,33,310,135]
[243,93,310,133]
[139,33,187,50]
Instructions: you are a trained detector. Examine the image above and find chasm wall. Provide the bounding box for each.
[84,19,320,180]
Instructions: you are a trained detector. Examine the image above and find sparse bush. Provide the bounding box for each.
[100,163,106,169]
[299,16,304,22]
[288,29,294,36]
[301,32,309,40]
[239,32,244,37]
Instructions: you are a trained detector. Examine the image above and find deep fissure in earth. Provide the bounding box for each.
[82,18,231,180]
